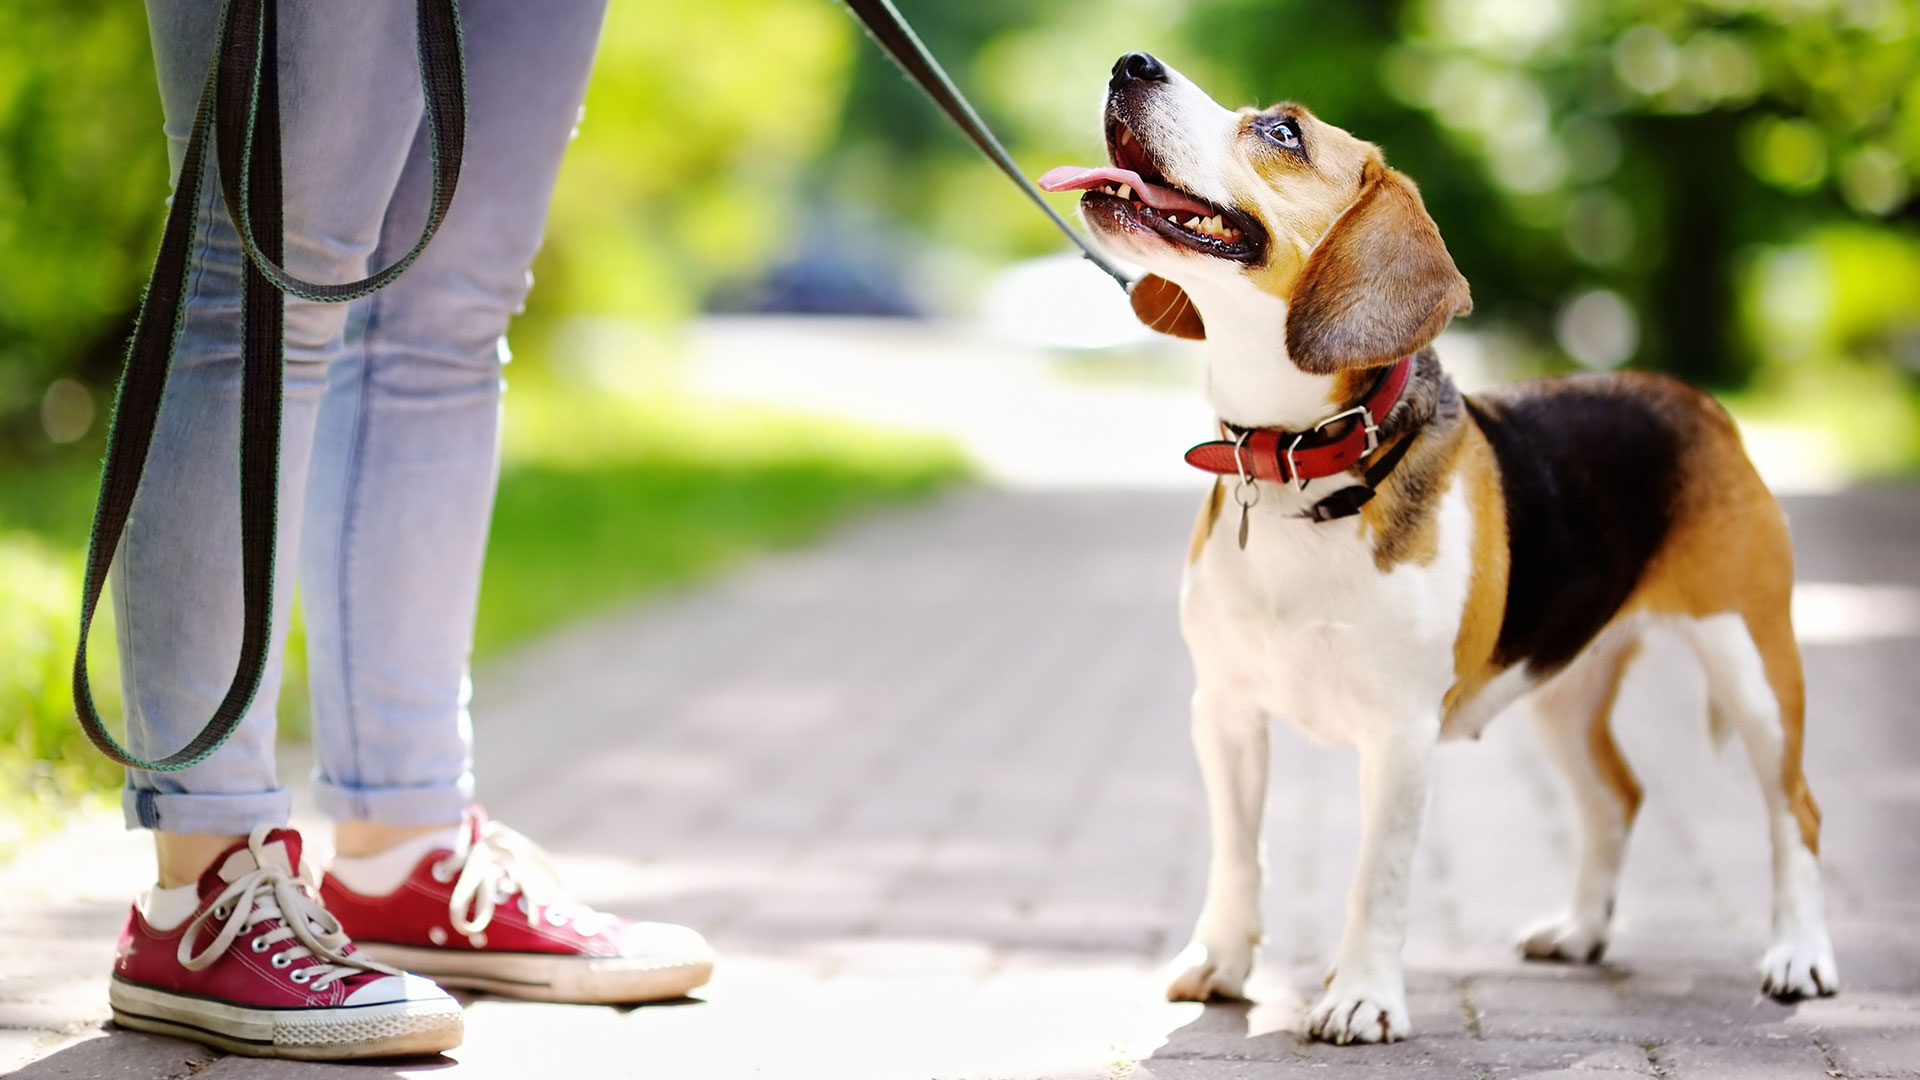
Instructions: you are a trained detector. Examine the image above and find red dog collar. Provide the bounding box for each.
[1185,358,1412,488]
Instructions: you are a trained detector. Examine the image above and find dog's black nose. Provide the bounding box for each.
[1111,51,1169,86]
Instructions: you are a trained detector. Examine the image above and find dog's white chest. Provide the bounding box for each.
[1180,483,1473,741]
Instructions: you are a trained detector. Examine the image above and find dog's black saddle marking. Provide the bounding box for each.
[1465,381,1686,675]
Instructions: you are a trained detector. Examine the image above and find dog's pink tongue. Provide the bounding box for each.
[1039,165,1215,217]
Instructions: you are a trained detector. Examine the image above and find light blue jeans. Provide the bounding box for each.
[119,0,607,833]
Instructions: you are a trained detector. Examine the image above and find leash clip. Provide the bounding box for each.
[1285,404,1380,491]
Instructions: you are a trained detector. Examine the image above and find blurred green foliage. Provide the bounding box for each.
[836,0,1918,398]
[0,0,168,450]
[4,0,1918,445]
[531,0,855,327]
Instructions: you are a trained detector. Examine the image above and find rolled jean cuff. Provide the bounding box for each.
[123,787,293,835]
[312,773,475,827]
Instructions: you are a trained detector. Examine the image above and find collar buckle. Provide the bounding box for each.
[1284,404,1380,490]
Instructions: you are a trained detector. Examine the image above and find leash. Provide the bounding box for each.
[72,0,467,771]
[836,0,1136,292]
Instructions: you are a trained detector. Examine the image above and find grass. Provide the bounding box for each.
[0,369,966,851]
[477,370,967,655]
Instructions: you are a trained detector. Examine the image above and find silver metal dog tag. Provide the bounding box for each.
[1232,479,1258,550]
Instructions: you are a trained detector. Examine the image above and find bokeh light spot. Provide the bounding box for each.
[1555,289,1639,368]
[1744,116,1830,190]
[39,379,93,445]
[1614,25,1680,97]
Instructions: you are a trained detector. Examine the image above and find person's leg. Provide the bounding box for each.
[109,2,469,1057]
[301,0,713,1003]
[300,0,608,839]
[122,0,428,881]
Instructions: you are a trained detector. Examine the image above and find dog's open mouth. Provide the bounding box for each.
[1040,119,1265,264]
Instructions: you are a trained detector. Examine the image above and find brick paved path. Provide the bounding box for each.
[3,488,1917,1079]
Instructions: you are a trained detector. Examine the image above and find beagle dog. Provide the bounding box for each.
[1041,52,1837,1044]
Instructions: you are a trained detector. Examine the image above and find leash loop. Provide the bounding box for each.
[72,0,467,772]
[836,0,1136,293]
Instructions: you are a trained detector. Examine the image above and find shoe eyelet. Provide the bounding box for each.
[430,863,455,884]
[288,968,311,984]
[270,952,293,969]
[250,937,270,953]
[212,903,232,920]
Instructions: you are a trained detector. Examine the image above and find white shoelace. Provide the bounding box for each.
[179,827,398,992]
[435,818,615,939]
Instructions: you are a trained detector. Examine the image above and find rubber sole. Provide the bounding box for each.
[108,977,464,1060]
[354,942,713,1004]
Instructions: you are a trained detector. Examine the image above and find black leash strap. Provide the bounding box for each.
[836,0,1136,292]
[1302,429,1421,524]
[73,0,467,772]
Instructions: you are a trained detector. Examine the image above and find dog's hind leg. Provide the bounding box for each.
[1164,688,1268,1002]
[1682,609,1838,1000]
[1517,630,1644,964]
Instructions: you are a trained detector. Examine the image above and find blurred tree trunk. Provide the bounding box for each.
[1639,112,1748,389]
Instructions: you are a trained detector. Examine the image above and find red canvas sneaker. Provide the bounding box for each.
[110,826,463,1060]
[322,808,713,1004]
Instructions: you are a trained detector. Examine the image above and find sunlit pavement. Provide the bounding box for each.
[4,318,1918,1078]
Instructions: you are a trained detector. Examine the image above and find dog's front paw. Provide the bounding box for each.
[1306,976,1410,1044]
[1518,913,1609,964]
[1760,932,1839,1001]
[1162,938,1255,1001]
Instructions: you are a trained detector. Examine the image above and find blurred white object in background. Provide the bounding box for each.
[1792,582,1920,644]
[981,254,1151,351]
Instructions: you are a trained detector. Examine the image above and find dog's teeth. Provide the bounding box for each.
[1184,216,1202,229]
[1102,185,1115,195]
[1120,127,1135,146]
[1116,183,1133,201]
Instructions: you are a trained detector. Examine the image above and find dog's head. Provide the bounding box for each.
[1042,53,1471,374]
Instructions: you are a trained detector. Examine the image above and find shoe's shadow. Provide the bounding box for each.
[8,1024,458,1078]
[446,988,708,1015]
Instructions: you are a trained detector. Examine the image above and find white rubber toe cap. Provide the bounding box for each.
[343,972,456,1007]
[619,921,715,966]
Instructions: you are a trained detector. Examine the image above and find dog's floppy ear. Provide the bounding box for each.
[1285,159,1470,373]
[1131,274,1206,339]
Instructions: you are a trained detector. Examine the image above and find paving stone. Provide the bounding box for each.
[1826,1029,1920,1077]
[1474,1009,1798,1047]
[1158,1033,1659,1072]
[1653,1039,1838,1079]
[5,1029,218,1079]
[1464,972,1641,1017]
[1137,1061,1488,1079]
[3,488,1917,1079]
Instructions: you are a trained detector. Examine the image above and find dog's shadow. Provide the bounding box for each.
[1144,962,1815,1072]
[445,988,707,1015]
[1149,975,1321,1065]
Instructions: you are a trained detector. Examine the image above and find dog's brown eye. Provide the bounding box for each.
[1262,118,1302,151]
